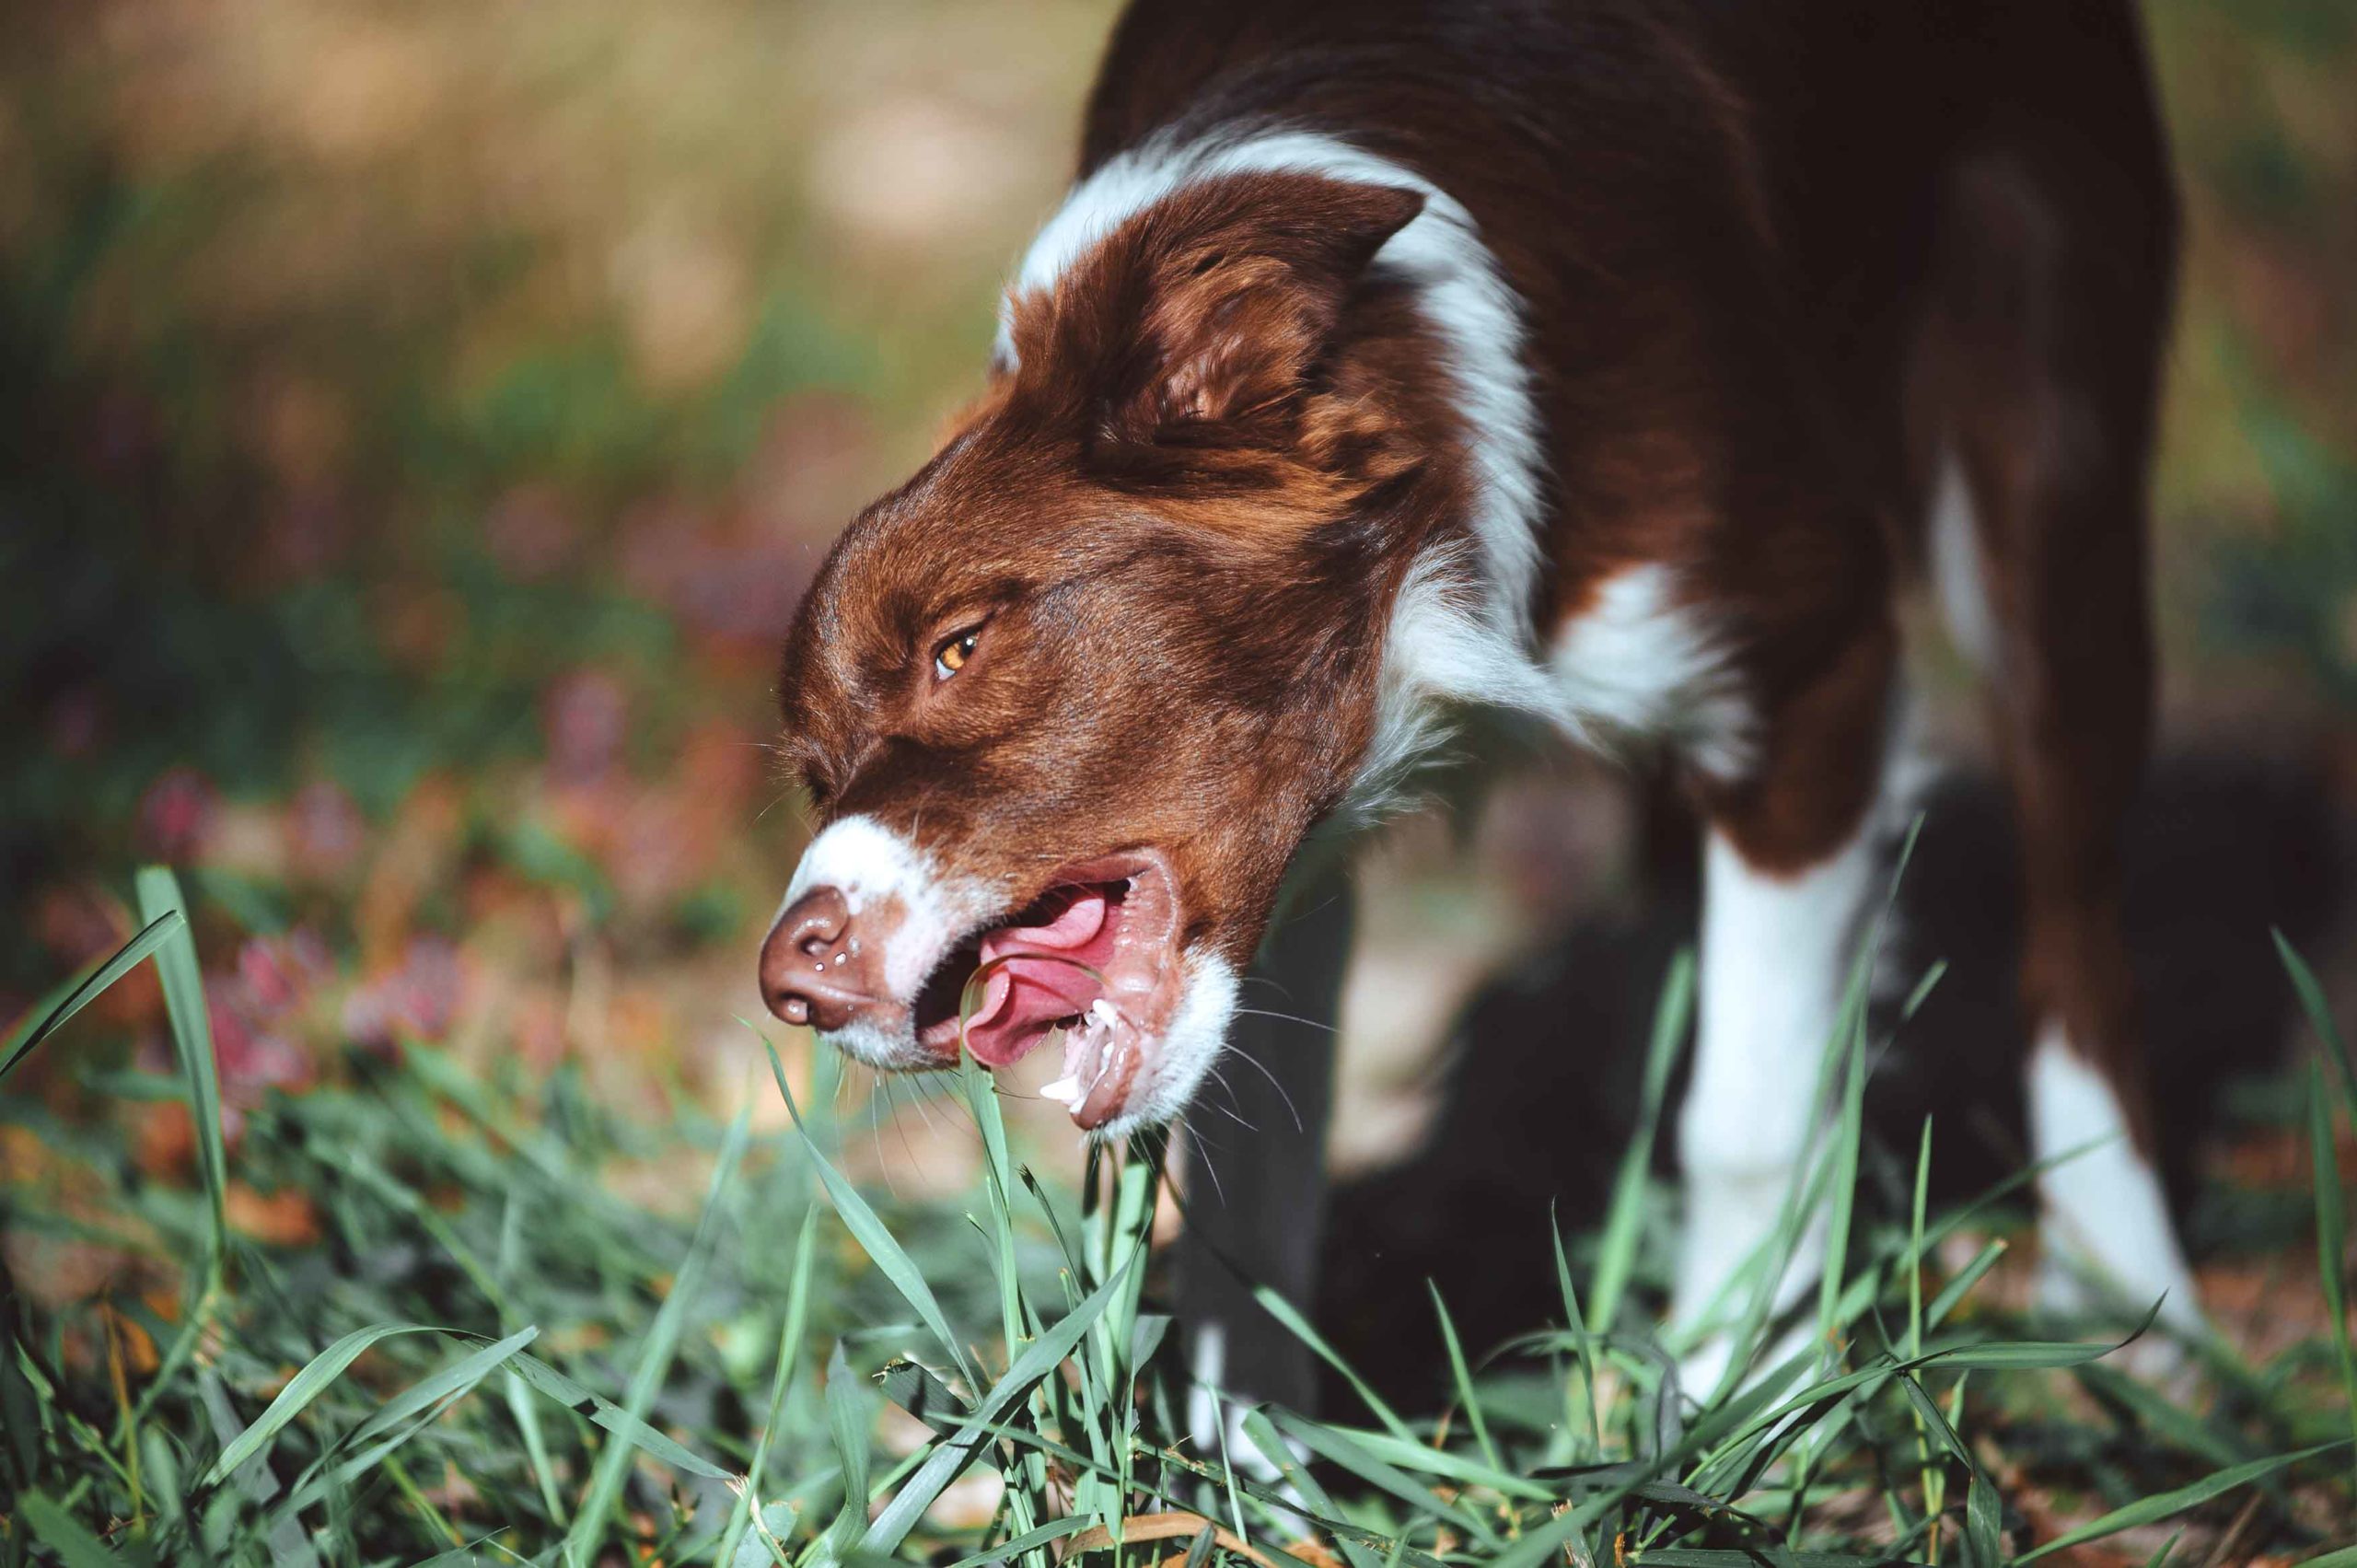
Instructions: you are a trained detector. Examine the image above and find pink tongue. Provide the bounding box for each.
[962,888,1112,1067]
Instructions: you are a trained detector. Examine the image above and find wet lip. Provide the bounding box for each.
[911,849,1180,1123]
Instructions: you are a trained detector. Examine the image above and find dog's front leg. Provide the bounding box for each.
[1175,866,1354,1461]
[1671,617,1898,1397]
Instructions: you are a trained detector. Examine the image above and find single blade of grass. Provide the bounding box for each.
[2310,1062,2357,1492]
[717,1207,820,1568]
[1961,1466,2002,1568]
[16,1491,126,1567]
[1548,1204,1602,1458]
[563,1101,749,1567]
[2278,931,2357,1123]
[505,1353,733,1481]
[937,1516,1090,1568]
[1812,1018,1869,1356]
[2014,1441,2345,1562]
[758,1024,979,1394]
[1248,1283,1417,1446]
[1592,947,1694,1335]
[1426,1281,1503,1478]
[0,910,184,1084]
[1907,1119,1932,1360]
[134,869,226,1253]
[1317,1423,1553,1503]
[121,870,230,1442]
[202,1322,442,1485]
[824,1341,874,1551]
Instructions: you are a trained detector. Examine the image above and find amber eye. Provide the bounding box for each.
[933,628,981,681]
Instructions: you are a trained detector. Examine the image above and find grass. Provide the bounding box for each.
[2,866,2353,1565]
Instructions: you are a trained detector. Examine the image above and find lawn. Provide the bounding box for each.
[4,861,2352,1564]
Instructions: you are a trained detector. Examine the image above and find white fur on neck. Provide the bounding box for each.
[1550,563,1751,779]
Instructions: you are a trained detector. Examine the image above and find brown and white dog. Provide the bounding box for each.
[760,0,2198,1402]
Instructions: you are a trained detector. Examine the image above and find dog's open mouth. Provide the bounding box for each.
[910,849,1181,1128]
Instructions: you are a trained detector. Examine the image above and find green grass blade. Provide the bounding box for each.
[16,1491,126,1567]
[1592,947,1694,1335]
[2014,1442,2346,1562]
[858,1260,1132,1557]
[937,1517,1090,1568]
[717,1207,819,1568]
[505,1353,733,1480]
[1237,1409,1381,1568]
[1249,1283,1417,1445]
[279,1326,540,1516]
[563,1101,749,1567]
[1427,1281,1503,1477]
[1908,1119,1932,1362]
[1549,1205,1602,1458]
[202,1322,440,1485]
[825,1341,875,1550]
[134,868,228,1268]
[0,910,184,1084]
[1961,1467,2001,1568]
[2278,931,2357,1122]
[1268,1409,1496,1543]
[2310,1062,2357,1492]
[1813,1020,1868,1358]
[759,1026,980,1393]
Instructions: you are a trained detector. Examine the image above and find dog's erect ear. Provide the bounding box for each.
[1013,173,1424,465]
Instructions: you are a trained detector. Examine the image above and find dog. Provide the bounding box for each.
[759,0,2198,1412]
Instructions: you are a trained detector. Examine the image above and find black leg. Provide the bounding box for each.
[1176,865,1353,1442]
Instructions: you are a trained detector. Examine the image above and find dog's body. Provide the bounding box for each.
[761,0,2195,1406]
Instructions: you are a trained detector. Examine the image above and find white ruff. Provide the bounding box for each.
[1550,563,1750,777]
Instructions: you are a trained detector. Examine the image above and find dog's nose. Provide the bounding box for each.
[760,885,884,1031]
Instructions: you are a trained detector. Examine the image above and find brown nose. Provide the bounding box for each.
[759,885,885,1032]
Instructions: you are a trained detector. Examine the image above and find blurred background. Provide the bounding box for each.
[4,0,2352,1368]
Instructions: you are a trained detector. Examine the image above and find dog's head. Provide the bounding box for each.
[760,172,1446,1134]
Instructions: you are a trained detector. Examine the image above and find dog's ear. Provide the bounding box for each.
[1117,176,1424,447]
[1011,174,1423,468]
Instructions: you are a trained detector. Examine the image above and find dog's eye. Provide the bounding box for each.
[933,628,981,681]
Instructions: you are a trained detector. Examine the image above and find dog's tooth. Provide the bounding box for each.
[1039,1074,1083,1106]
[1088,997,1119,1026]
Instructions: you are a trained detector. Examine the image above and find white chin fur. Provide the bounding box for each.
[812,1016,940,1074]
[1089,949,1240,1141]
